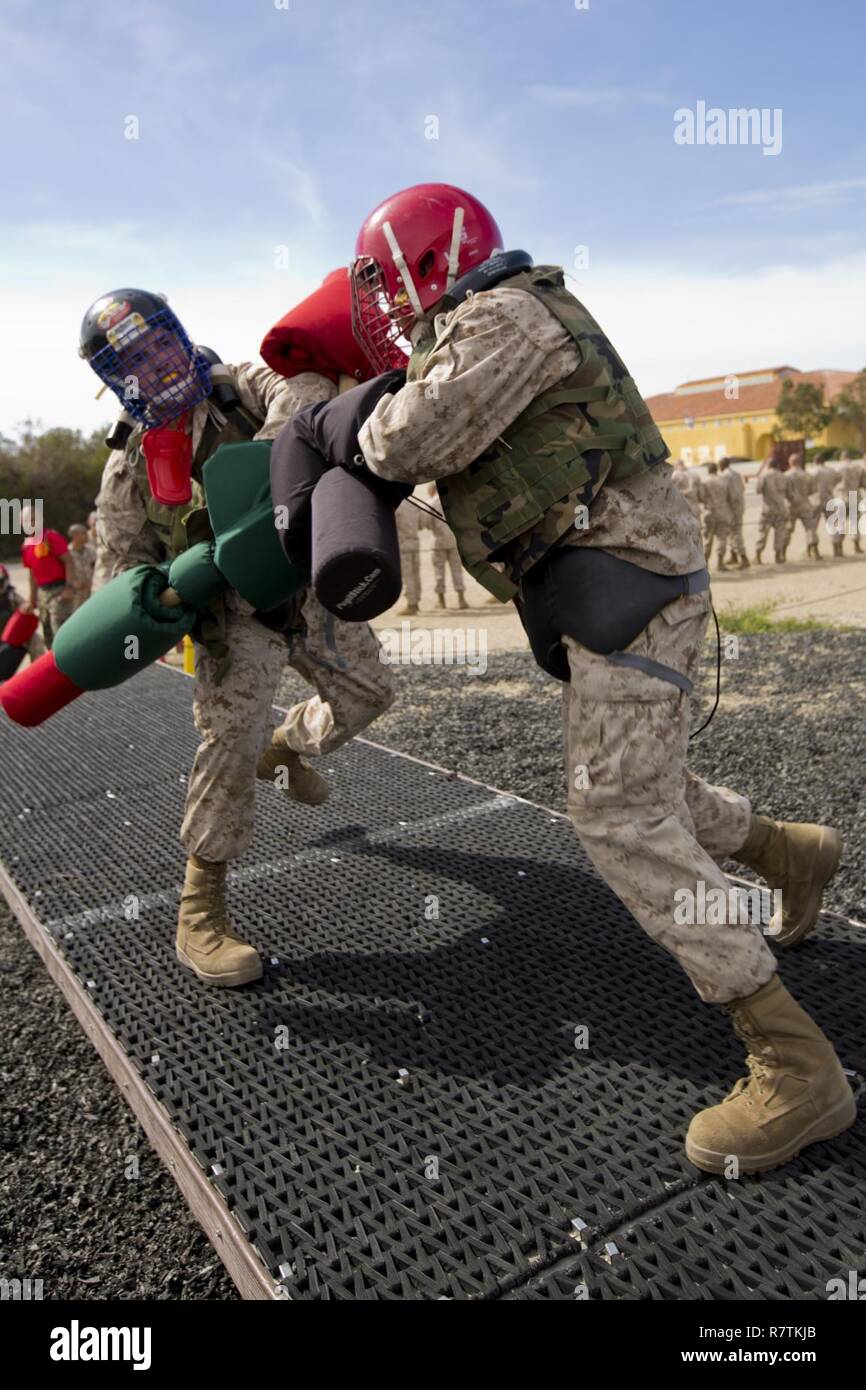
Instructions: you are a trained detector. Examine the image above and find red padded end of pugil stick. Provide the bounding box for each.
[1,610,39,646]
[0,650,85,726]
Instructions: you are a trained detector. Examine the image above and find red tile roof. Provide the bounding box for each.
[646,369,856,424]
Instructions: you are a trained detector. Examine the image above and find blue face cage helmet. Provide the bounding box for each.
[79,288,213,428]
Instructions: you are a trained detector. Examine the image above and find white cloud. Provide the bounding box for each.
[528,84,670,109]
[716,176,866,211]
[567,250,866,397]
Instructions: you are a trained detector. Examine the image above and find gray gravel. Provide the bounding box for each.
[0,902,237,1300]
[2,628,863,1301]
[279,628,866,919]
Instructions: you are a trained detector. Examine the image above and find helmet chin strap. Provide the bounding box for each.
[445,206,465,290]
[382,221,424,318]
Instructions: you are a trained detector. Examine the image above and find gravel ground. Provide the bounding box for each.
[281,627,866,921]
[2,628,864,1301]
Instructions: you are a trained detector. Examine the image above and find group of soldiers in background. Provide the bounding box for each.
[0,512,97,654]
[672,450,866,571]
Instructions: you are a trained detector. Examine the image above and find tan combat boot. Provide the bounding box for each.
[734,814,842,946]
[754,548,763,565]
[436,593,446,609]
[399,602,419,616]
[456,592,469,609]
[176,857,263,987]
[256,727,329,806]
[737,554,750,569]
[685,975,856,1174]
[832,539,844,558]
[853,537,863,554]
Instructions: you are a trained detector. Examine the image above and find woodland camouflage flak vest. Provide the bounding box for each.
[407,265,669,599]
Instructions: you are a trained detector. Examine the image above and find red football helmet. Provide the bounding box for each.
[351,183,504,373]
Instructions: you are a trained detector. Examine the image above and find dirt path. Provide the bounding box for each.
[371,499,866,653]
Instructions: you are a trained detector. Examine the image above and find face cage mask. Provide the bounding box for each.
[350,258,412,375]
[88,307,213,427]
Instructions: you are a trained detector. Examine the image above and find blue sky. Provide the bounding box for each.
[1,0,864,432]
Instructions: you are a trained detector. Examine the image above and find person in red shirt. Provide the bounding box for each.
[20,510,74,647]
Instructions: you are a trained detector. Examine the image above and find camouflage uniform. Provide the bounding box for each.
[421,500,466,597]
[0,567,17,630]
[65,543,96,609]
[808,459,838,544]
[721,467,747,561]
[785,465,818,547]
[359,278,776,1004]
[395,499,422,607]
[37,585,74,648]
[695,472,733,567]
[671,464,701,521]
[755,468,790,558]
[834,457,866,552]
[96,364,394,864]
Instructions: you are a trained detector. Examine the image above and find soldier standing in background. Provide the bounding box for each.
[833,450,866,555]
[808,452,839,557]
[65,523,96,608]
[718,458,749,568]
[0,564,19,629]
[395,497,423,615]
[785,452,820,560]
[0,562,44,659]
[20,506,75,646]
[671,459,701,522]
[754,456,790,564]
[423,483,468,609]
[695,460,733,571]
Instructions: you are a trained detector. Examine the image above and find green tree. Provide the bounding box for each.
[0,420,109,559]
[833,369,866,452]
[774,378,833,444]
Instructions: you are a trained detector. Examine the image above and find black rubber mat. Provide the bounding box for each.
[1,667,863,1300]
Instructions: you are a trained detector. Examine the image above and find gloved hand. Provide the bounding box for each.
[291,368,411,501]
[269,369,410,621]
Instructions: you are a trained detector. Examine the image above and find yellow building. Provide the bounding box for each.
[645,366,858,464]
